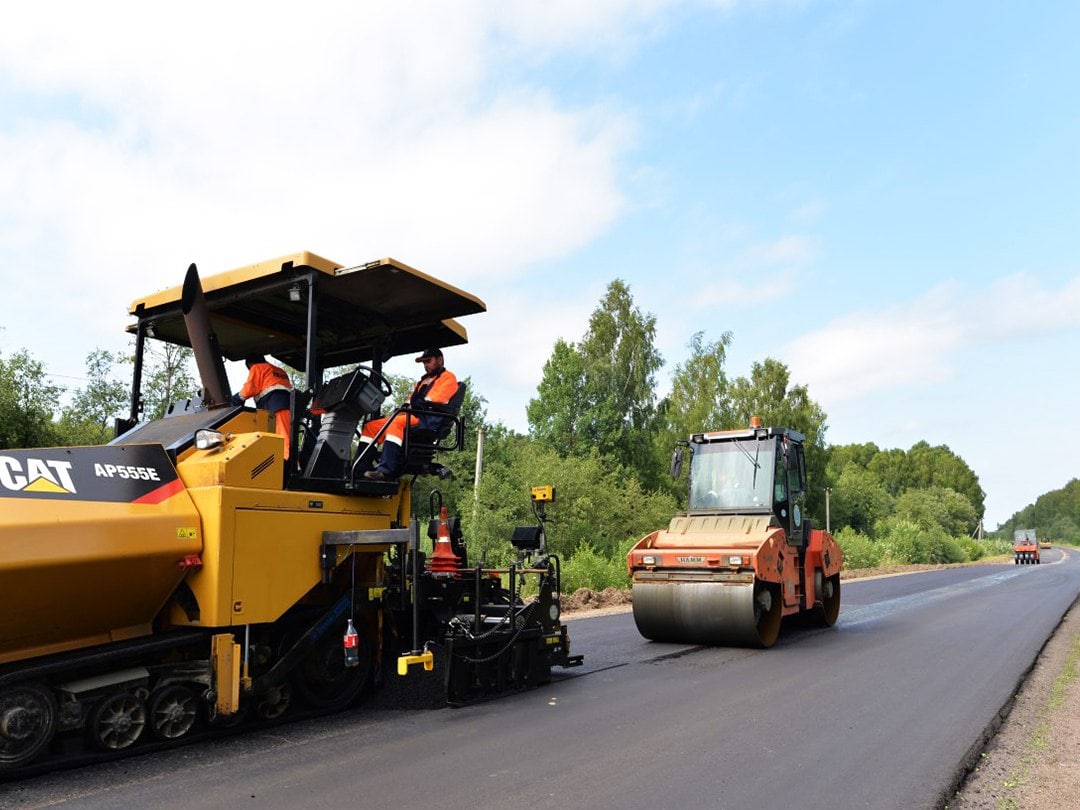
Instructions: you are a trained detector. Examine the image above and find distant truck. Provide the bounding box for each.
[1013,529,1040,564]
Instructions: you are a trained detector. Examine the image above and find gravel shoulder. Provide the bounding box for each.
[562,552,1080,809]
[949,585,1080,809]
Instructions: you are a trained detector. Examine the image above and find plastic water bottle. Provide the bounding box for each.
[343,618,359,667]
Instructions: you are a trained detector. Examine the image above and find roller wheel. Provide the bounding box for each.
[813,572,841,627]
[752,582,783,647]
[89,693,147,751]
[149,685,199,740]
[254,681,292,721]
[0,682,57,769]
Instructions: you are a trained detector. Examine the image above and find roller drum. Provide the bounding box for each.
[632,579,782,648]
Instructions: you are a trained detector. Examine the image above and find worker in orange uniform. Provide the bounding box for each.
[360,347,458,481]
[233,354,294,460]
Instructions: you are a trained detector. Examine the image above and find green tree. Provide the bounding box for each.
[656,330,733,447]
[140,343,198,420]
[0,349,64,449]
[826,442,881,482]
[905,441,985,519]
[894,486,978,538]
[528,280,664,485]
[830,464,894,535]
[998,477,1080,544]
[726,357,829,518]
[57,350,130,444]
[863,442,984,522]
[867,447,910,495]
[526,339,588,455]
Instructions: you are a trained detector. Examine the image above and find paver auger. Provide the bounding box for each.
[627,420,842,647]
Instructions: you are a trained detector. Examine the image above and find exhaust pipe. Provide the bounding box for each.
[181,263,233,409]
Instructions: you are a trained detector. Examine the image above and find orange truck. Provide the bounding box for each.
[1013,529,1040,564]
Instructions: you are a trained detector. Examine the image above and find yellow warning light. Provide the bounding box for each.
[749,416,762,428]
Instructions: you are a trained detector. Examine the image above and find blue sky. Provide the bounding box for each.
[1,1,1077,528]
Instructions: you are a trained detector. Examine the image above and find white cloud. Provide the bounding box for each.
[0,2,658,377]
[451,283,602,429]
[686,234,813,308]
[790,198,828,224]
[783,274,1080,404]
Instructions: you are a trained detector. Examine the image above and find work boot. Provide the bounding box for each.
[377,440,401,477]
[354,441,378,473]
[363,469,389,481]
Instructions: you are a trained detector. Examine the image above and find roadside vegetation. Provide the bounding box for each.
[2,280,1075,590]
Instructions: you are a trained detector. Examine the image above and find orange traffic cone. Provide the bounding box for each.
[427,506,460,574]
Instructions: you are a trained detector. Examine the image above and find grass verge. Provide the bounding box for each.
[996,629,1080,810]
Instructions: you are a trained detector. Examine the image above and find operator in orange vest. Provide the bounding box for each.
[359,347,458,481]
[233,354,293,460]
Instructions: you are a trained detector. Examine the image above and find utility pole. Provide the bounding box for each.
[471,428,485,529]
[474,428,485,490]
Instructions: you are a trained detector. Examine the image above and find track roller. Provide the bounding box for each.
[88,692,147,751]
[0,683,57,768]
[148,685,200,740]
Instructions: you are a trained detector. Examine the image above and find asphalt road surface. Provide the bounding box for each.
[4,549,1078,810]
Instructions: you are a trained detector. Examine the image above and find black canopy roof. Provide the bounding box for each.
[127,252,486,371]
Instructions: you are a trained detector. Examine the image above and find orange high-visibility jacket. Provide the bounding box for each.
[239,362,293,459]
[360,367,459,446]
[410,368,458,408]
[240,362,292,408]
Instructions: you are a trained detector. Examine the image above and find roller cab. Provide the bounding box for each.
[628,421,841,647]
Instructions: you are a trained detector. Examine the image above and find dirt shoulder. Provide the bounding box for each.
[950,592,1080,809]
[562,554,1080,810]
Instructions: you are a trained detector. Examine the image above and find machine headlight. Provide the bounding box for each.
[642,555,658,566]
[728,555,744,566]
[195,429,225,450]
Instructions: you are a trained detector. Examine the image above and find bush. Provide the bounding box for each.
[926,528,966,564]
[876,518,932,564]
[959,537,985,561]
[981,536,1014,556]
[835,526,883,569]
[561,541,630,592]
[467,439,677,567]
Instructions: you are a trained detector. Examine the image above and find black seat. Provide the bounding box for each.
[399,382,467,478]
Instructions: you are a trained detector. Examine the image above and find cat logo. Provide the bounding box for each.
[0,456,77,495]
